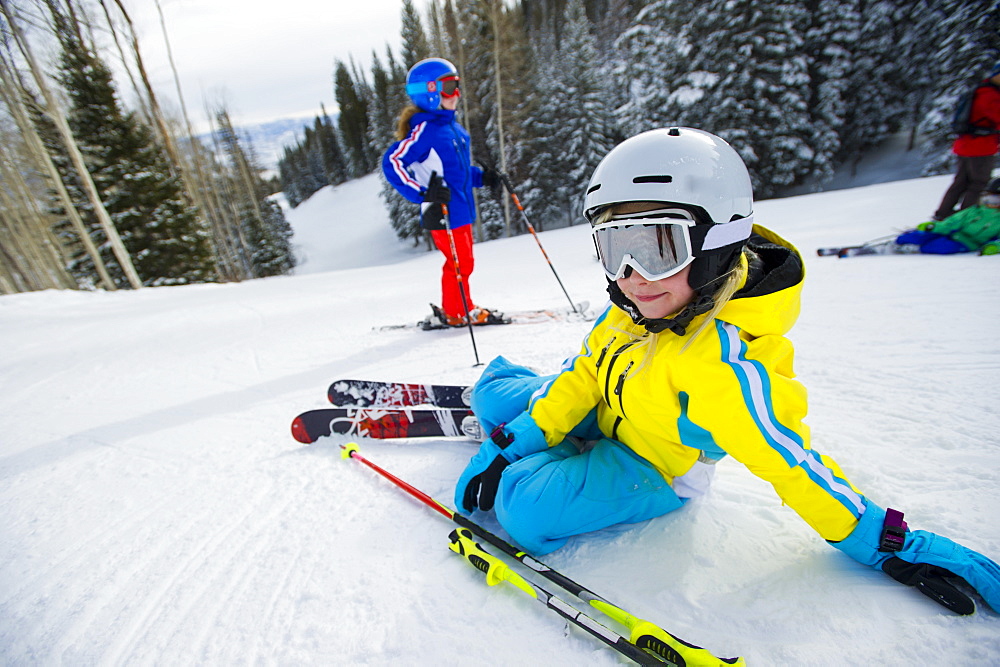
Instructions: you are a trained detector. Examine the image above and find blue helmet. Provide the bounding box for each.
[406,58,460,111]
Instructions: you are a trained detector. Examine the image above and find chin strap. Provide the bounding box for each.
[606,282,715,336]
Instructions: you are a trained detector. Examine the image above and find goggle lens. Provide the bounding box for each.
[592,211,695,281]
[439,76,460,97]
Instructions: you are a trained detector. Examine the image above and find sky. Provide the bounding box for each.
[122,0,406,130]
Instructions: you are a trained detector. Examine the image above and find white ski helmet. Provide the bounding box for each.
[584,127,753,228]
[584,127,756,334]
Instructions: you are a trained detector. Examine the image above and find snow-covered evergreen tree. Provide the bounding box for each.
[276,109,347,208]
[918,0,1000,174]
[680,0,814,197]
[50,5,215,287]
[801,0,860,189]
[334,60,376,178]
[835,0,907,170]
[370,45,422,245]
[215,110,295,278]
[401,0,431,67]
[613,0,695,137]
[317,107,348,186]
[519,33,567,231]
[526,0,616,228]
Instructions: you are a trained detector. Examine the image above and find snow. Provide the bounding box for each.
[2,172,999,665]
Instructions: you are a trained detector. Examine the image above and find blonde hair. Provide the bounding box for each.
[394,104,421,141]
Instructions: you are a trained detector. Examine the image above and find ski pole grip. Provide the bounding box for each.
[632,620,745,666]
[448,529,535,596]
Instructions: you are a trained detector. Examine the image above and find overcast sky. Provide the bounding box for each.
[124,0,405,130]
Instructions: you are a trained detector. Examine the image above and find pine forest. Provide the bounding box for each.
[2,0,998,293]
[279,0,998,245]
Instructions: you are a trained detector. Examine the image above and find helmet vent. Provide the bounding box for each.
[633,175,672,184]
[587,183,602,194]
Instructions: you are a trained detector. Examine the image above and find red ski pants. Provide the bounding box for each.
[431,225,475,319]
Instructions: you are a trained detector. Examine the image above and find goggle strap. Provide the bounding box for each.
[701,215,753,251]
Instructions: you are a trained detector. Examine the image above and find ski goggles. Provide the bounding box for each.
[592,208,697,281]
[438,75,461,97]
[981,193,1000,207]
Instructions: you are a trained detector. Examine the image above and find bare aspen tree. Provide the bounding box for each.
[489,0,511,236]
[207,106,252,278]
[441,0,482,241]
[1,0,142,289]
[0,36,115,290]
[0,140,74,289]
[109,0,183,169]
[94,0,153,129]
[154,0,241,281]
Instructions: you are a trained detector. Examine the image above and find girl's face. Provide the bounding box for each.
[441,94,459,110]
[616,264,696,320]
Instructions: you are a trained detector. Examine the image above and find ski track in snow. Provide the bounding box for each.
[1,173,999,665]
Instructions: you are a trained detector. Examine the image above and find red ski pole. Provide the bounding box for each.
[338,442,744,666]
[499,175,579,314]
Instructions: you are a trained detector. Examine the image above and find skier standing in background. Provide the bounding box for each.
[382,57,501,327]
[933,62,1000,221]
[455,127,1000,615]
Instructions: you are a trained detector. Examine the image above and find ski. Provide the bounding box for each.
[816,234,920,258]
[817,241,921,258]
[328,379,472,409]
[378,300,593,332]
[291,407,483,443]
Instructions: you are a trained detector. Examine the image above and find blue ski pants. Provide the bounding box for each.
[470,356,684,554]
[895,230,970,254]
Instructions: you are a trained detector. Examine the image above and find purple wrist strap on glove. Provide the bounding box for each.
[490,424,514,449]
[879,508,908,552]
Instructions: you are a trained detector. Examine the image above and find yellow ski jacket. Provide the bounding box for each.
[526,226,865,542]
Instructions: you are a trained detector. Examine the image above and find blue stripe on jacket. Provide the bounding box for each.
[715,320,865,517]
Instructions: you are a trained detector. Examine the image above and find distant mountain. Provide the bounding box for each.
[236,117,309,173]
[198,115,335,175]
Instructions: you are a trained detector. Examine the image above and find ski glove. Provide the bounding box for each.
[455,411,548,514]
[422,172,451,205]
[421,173,451,230]
[830,499,1000,614]
[421,203,446,230]
[480,167,504,190]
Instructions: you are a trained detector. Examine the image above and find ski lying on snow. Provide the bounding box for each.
[816,234,920,258]
[328,379,472,409]
[291,407,483,443]
[817,242,921,258]
[377,301,592,331]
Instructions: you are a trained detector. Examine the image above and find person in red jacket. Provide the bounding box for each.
[933,62,1000,221]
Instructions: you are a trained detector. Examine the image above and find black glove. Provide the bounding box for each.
[882,557,975,615]
[481,167,504,189]
[423,173,451,205]
[456,426,516,513]
[421,203,446,230]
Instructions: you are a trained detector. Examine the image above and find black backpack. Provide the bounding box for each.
[951,83,999,136]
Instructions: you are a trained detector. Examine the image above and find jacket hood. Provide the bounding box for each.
[716,225,804,338]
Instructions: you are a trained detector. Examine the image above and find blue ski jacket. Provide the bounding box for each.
[382,108,484,229]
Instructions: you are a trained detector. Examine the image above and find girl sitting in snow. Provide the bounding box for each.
[454,127,1000,615]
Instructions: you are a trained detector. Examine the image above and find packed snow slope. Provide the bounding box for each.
[2,173,999,665]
